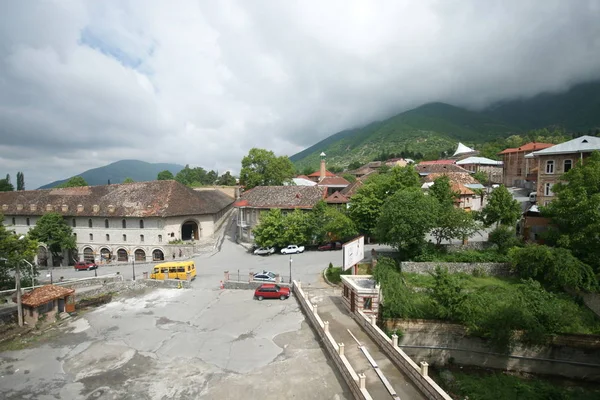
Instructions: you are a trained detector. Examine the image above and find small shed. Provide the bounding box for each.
[341,275,380,315]
[20,285,75,325]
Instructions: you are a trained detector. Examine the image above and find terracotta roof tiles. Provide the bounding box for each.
[318,176,351,187]
[498,142,554,155]
[235,186,327,209]
[21,285,75,308]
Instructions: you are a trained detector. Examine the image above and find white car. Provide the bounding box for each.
[281,245,305,255]
[253,270,277,282]
[253,247,275,256]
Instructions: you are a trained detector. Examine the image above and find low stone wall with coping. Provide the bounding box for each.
[292,281,373,400]
[400,262,511,276]
[351,311,453,400]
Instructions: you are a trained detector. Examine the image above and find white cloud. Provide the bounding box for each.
[0,0,599,188]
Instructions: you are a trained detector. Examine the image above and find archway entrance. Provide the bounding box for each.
[181,220,199,241]
[134,249,146,262]
[83,247,94,263]
[100,248,112,263]
[117,248,128,262]
[152,249,164,261]
[37,246,48,267]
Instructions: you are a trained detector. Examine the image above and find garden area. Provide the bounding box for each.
[374,257,600,350]
[432,366,600,400]
[325,263,371,284]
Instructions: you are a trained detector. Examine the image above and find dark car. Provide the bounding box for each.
[254,284,290,301]
[318,242,342,251]
[74,261,98,271]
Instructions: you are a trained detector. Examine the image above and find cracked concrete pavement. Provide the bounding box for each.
[0,287,351,399]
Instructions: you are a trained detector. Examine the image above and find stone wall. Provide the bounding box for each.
[223,281,290,290]
[400,262,511,276]
[387,319,600,381]
[292,281,373,400]
[352,311,452,400]
[440,241,494,253]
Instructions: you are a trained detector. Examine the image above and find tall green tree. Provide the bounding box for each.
[429,176,457,207]
[28,212,77,263]
[252,209,287,248]
[479,185,521,227]
[542,151,600,272]
[157,170,174,180]
[321,207,357,243]
[16,172,24,191]
[376,188,439,259]
[0,222,38,290]
[281,209,310,245]
[349,165,421,236]
[239,148,295,189]
[0,177,13,192]
[56,176,88,188]
[216,171,237,186]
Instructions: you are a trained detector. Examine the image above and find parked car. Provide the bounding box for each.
[253,247,275,256]
[318,242,342,251]
[74,261,98,271]
[281,245,305,254]
[253,270,277,282]
[254,284,290,301]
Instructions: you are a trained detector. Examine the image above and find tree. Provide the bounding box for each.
[429,176,457,208]
[472,171,488,185]
[28,212,77,264]
[0,221,38,290]
[508,245,597,292]
[431,207,479,246]
[157,170,174,180]
[342,173,357,183]
[0,177,13,192]
[216,171,237,186]
[56,176,88,188]
[16,172,24,191]
[347,161,362,170]
[122,177,135,183]
[349,165,421,236]
[488,225,522,254]
[375,188,439,259]
[239,148,295,189]
[479,185,521,227]
[321,207,357,243]
[542,151,600,272]
[281,209,310,246]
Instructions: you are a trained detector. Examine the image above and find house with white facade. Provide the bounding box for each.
[0,180,234,266]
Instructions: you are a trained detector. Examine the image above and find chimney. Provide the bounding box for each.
[319,152,327,181]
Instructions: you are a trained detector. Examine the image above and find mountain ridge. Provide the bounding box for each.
[38,160,185,189]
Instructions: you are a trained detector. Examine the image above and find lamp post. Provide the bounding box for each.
[132,253,136,281]
[15,235,26,327]
[22,259,35,287]
[289,255,292,284]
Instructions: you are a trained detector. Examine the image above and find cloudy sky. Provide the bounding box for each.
[1,1,599,188]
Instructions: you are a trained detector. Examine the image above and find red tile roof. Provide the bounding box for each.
[416,164,470,174]
[498,142,554,155]
[451,183,475,196]
[418,160,456,165]
[424,172,478,185]
[307,170,336,177]
[325,191,349,204]
[341,180,364,197]
[21,285,74,308]
[235,186,327,209]
[318,176,351,187]
[0,181,234,218]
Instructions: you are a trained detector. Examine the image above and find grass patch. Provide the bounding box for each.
[433,366,600,400]
[403,272,520,290]
[325,263,372,284]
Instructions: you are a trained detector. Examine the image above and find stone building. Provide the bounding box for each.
[341,275,380,315]
[498,142,553,189]
[456,156,503,184]
[0,180,234,266]
[20,285,75,326]
[527,135,600,206]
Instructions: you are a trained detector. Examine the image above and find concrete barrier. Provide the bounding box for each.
[353,311,453,400]
[223,280,291,290]
[292,281,373,400]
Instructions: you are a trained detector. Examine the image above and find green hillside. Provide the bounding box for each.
[485,81,600,132]
[290,102,517,170]
[39,160,184,189]
[291,81,600,170]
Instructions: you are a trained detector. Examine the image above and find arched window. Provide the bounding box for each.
[140,234,144,242]
[122,219,127,229]
[89,233,93,241]
[88,219,93,228]
[158,235,162,243]
[123,234,127,242]
[105,219,109,228]
[106,234,110,242]
[139,219,144,229]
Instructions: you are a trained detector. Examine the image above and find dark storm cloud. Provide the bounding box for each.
[0,0,599,187]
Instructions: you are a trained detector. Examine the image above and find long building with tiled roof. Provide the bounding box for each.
[0,180,234,266]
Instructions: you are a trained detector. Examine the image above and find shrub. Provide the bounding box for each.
[488,225,522,254]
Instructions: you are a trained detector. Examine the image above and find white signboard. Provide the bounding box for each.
[343,236,365,271]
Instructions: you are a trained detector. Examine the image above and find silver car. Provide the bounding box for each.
[253,271,277,282]
[253,247,275,256]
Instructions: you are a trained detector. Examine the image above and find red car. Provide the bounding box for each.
[318,242,342,251]
[74,261,98,271]
[254,284,290,301]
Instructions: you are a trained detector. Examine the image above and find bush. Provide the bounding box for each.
[325,266,350,284]
[488,225,522,254]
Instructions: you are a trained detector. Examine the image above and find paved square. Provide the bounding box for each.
[0,287,350,399]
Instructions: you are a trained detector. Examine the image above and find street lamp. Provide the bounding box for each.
[22,259,35,287]
[131,252,136,281]
[289,255,292,284]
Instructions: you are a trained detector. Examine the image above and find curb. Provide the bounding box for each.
[322,267,341,288]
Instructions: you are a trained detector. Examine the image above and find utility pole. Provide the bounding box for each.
[16,263,23,327]
[288,255,292,284]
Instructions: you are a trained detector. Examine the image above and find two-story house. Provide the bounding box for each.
[498,142,553,189]
[0,180,234,266]
[527,136,600,206]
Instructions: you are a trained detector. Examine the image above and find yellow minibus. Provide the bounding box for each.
[150,261,197,280]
